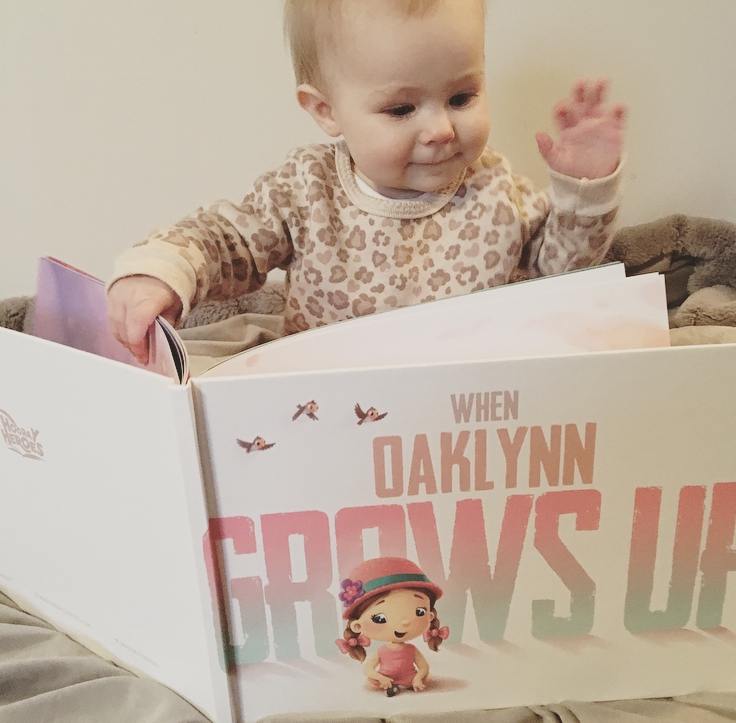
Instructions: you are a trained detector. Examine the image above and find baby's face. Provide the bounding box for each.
[323,0,489,199]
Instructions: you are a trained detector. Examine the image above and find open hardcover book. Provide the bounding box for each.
[198,261,670,377]
[32,255,671,380]
[2,257,736,723]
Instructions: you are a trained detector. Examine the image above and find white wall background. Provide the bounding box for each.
[2,0,735,298]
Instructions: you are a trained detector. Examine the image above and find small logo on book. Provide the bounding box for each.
[0,409,44,461]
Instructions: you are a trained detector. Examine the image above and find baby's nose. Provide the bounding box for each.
[421,111,455,144]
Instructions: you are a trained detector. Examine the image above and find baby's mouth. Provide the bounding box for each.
[394,631,406,639]
[415,153,460,167]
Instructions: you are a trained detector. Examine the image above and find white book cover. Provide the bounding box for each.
[193,343,736,721]
[0,328,231,722]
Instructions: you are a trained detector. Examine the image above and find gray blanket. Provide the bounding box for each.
[3,589,736,722]
[0,590,208,723]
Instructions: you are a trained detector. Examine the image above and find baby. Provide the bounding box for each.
[108,0,626,362]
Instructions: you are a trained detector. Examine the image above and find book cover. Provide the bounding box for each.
[193,343,736,721]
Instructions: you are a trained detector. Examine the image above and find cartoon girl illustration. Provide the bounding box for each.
[335,556,449,697]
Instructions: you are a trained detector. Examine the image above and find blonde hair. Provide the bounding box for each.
[283,0,481,87]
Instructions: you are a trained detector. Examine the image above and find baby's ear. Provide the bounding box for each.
[296,84,341,137]
[348,620,362,634]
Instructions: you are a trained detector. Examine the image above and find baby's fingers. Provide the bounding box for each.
[608,102,627,128]
[552,100,577,131]
[108,302,153,364]
[535,131,556,163]
[573,77,607,108]
[107,276,180,364]
[123,310,155,364]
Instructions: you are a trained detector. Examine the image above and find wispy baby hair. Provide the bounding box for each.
[283,0,480,87]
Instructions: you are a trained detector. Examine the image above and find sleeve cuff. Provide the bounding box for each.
[547,155,625,216]
[107,245,198,319]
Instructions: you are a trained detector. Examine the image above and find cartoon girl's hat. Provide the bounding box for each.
[339,556,443,619]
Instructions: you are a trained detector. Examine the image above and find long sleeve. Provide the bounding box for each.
[515,161,623,278]
[109,162,298,319]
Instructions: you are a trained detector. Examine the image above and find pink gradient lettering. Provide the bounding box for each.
[203,516,268,666]
[261,511,336,659]
[334,504,408,575]
[532,489,601,638]
[698,481,736,629]
[624,486,706,633]
[446,496,534,641]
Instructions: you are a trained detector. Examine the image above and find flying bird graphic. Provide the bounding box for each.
[236,436,275,453]
[355,403,388,425]
[293,400,319,421]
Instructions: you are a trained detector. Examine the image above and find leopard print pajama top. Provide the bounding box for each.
[111,141,621,334]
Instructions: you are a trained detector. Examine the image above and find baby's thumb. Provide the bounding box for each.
[535,132,555,163]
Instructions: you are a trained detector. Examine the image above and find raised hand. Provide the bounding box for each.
[536,78,626,180]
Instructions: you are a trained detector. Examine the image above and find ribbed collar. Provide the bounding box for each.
[334,140,465,219]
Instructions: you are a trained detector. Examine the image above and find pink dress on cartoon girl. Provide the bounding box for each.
[374,644,417,687]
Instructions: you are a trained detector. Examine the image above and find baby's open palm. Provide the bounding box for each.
[536,78,626,180]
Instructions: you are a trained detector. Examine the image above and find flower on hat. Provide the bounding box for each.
[339,578,365,607]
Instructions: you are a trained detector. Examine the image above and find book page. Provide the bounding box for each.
[30,257,187,382]
[200,265,669,378]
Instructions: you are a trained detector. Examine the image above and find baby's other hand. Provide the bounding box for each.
[536,78,626,180]
[107,275,182,364]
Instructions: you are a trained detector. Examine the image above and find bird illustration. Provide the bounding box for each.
[355,403,388,425]
[293,400,319,421]
[236,436,275,453]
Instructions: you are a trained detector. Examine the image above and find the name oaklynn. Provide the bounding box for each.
[372,391,596,496]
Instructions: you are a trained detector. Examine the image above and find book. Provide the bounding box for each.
[2,258,736,723]
[31,257,670,382]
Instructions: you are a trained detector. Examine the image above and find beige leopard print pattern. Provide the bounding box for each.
[112,142,621,334]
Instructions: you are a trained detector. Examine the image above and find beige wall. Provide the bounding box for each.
[2,0,735,297]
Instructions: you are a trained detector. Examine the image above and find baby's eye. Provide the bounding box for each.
[415,607,427,617]
[385,104,415,118]
[449,92,476,108]
[371,613,387,624]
